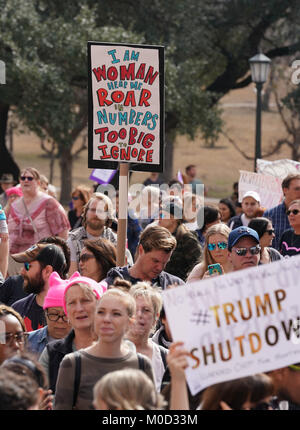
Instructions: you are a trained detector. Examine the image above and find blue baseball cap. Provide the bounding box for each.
[228,226,259,251]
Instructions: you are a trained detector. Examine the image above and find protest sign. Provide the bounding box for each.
[88,42,164,172]
[162,256,300,395]
[257,158,300,179]
[238,170,283,209]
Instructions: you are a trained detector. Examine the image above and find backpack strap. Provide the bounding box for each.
[158,345,168,370]
[72,351,81,410]
[137,353,145,372]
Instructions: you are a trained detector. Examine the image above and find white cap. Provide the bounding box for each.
[242,191,261,203]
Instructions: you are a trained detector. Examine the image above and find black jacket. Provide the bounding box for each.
[46,329,75,393]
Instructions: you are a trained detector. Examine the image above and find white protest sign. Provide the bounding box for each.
[257,158,300,179]
[238,170,283,209]
[162,256,300,395]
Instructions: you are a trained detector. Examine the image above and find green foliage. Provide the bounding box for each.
[0,1,143,149]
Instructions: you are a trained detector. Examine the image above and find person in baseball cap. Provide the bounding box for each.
[229,191,261,230]
[11,244,66,278]
[228,226,261,271]
[11,245,68,332]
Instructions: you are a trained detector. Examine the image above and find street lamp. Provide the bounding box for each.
[249,52,271,171]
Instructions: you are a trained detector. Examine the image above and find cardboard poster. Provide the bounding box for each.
[238,170,283,209]
[88,42,164,172]
[162,256,300,395]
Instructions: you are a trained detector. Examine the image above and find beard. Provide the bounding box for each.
[86,217,105,231]
[23,271,45,295]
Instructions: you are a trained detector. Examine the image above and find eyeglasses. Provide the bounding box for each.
[232,245,261,256]
[24,262,30,271]
[5,332,29,345]
[287,209,300,216]
[46,311,68,323]
[79,253,95,263]
[20,176,34,182]
[72,196,80,200]
[265,229,275,235]
[207,242,228,251]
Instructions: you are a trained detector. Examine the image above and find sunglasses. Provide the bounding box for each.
[20,176,34,181]
[79,253,95,263]
[24,262,30,271]
[265,229,275,235]
[232,245,261,256]
[72,196,80,200]
[207,242,228,251]
[287,209,300,216]
[5,332,29,345]
[288,364,300,372]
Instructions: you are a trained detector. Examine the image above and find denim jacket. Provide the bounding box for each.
[27,326,49,356]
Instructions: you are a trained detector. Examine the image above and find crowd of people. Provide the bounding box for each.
[0,165,300,411]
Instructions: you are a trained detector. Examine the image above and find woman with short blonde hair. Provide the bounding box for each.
[127,281,168,392]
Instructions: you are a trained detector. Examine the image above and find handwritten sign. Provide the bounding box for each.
[88,42,164,172]
[162,256,300,395]
[238,170,283,209]
[257,158,300,179]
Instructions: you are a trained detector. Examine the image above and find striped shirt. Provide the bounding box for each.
[263,202,290,250]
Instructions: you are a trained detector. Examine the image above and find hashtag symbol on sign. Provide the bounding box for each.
[191,310,210,325]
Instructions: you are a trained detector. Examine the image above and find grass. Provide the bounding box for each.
[10,84,290,200]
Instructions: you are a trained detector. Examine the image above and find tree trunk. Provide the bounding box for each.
[59,145,73,206]
[0,102,20,181]
[163,134,174,182]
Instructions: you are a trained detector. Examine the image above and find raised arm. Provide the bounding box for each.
[167,341,190,410]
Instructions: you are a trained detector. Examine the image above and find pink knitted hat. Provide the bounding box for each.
[6,186,23,197]
[43,271,68,310]
[63,271,107,315]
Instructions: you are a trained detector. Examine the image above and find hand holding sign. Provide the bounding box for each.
[163,256,300,395]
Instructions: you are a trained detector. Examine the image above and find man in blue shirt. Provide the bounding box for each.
[264,174,300,250]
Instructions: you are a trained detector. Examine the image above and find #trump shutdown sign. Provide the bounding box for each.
[163,256,300,395]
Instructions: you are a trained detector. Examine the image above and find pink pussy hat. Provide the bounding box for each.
[43,271,69,310]
[63,272,107,316]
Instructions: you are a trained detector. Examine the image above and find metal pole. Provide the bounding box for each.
[116,163,129,267]
[254,82,263,172]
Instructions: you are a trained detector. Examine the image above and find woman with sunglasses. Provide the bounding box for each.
[248,217,282,264]
[79,238,117,284]
[6,167,70,254]
[187,223,232,282]
[279,199,300,257]
[0,304,28,365]
[68,185,92,230]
